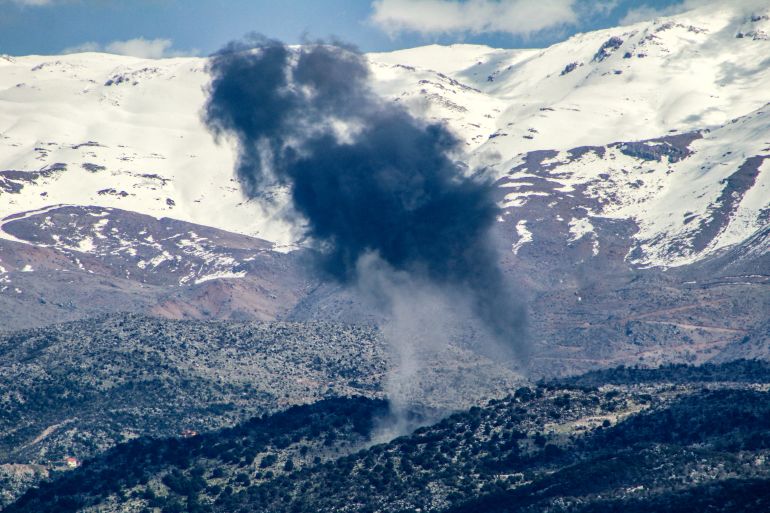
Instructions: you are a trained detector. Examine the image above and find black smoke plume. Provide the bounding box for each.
[204,35,527,361]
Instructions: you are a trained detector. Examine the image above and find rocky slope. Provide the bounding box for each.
[0,315,385,504]
[0,205,310,330]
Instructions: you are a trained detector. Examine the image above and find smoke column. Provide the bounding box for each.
[204,35,528,412]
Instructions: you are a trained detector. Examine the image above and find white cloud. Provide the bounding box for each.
[620,0,769,26]
[61,41,102,54]
[620,3,687,25]
[7,0,56,5]
[370,0,580,37]
[585,0,619,16]
[104,38,173,58]
[62,38,194,59]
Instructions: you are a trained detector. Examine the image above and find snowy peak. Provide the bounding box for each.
[0,0,769,272]
[1,205,276,286]
[497,104,770,268]
[471,2,770,159]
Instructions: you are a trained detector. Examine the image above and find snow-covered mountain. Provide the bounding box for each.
[2,2,768,266]
[1,1,768,374]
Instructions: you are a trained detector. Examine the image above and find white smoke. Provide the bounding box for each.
[355,252,523,440]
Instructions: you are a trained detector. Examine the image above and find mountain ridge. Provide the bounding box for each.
[2,2,768,265]
[0,1,768,374]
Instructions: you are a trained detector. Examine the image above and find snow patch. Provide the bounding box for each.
[568,217,594,241]
[77,236,95,253]
[512,220,533,254]
[194,270,247,285]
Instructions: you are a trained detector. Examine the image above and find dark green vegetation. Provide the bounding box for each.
[0,314,385,488]
[6,361,770,513]
[448,388,770,513]
[7,397,392,513]
[0,313,522,506]
[551,359,770,387]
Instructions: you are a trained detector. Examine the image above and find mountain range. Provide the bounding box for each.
[1,2,770,510]
[2,2,768,376]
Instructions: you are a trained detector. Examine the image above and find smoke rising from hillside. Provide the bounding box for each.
[204,35,528,410]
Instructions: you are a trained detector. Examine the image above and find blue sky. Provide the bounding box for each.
[0,0,696,57]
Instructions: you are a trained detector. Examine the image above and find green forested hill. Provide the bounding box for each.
[7,362,770,513]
